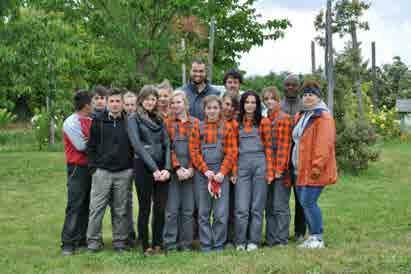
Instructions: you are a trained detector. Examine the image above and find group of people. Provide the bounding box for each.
[60,59,337,256]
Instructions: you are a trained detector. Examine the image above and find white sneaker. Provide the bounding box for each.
[236,244,246,251]
[298,236,324,249]
[246,243,258,252]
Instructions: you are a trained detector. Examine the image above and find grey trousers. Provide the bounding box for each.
[195,171,229,251]
[265,178,291,245]
[87,168,133,248]
[235,154,267,246]
[163,174,195,250]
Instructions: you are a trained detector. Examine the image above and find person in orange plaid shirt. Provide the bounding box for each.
[163,90,199,252]
[189,95,238,252]
[230,91,273,252]
[262,86,293,247]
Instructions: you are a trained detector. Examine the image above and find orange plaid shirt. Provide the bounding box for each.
[233,117,274,179]
[189,118,238,176]
[165,114,199,169]
[268,110,293,175]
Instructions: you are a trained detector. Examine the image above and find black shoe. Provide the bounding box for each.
[87,242,103,253]
[61,246,75,256]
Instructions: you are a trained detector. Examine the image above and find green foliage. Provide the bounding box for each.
[336,120,379,174]
[31,108,63,151]
[0,108,17,128]
[243,72,290,94]
[368,105,401,139]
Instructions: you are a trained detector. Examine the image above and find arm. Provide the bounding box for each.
[63,116,87,151]
[86,119,99,169]
[220,125,238,176]
[127,114,159,173]
[231,122,239,176]
[274,117,293,175]
[188,121,208,174]
[260,119,274,180]
[162,125,171,171]
[311,114,335,173]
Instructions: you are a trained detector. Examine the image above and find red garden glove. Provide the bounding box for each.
[208,178,221,199]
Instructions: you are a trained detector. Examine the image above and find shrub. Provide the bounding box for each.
[0,108,17,128]
[31,108,63,150]
[368,105,401,139]
[336,120,380,174]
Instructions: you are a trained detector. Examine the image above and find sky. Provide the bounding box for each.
[239,0,411,76]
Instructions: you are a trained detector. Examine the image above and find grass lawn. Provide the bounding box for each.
[1,141,411,274]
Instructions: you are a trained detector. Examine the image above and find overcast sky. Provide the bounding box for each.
[239,0,411,76]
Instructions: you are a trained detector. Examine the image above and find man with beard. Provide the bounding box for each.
[182,59,220,121]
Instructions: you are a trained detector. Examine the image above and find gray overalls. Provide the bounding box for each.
[265,114,291,246]
[194,122,229,251]
[163,119,195,250]
[235,125,267,246]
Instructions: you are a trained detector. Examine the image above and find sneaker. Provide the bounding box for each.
[298,236,324,249]
[225,242,235,249]
[143,247,154,256]
[295,235,305,243]
[246,243,258,252]
[236,244,246,251]
[87,242,103,253]
[61,246,75,256]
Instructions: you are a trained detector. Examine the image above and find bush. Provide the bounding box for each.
[0,108,17,128]
[368,105,401,139]
[31,108,64,150]
[336,120,380,174]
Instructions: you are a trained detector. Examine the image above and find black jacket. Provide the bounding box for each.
[87,110,133,172]
[127,111,171,172]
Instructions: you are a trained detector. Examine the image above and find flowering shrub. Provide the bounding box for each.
[31,108,63,150]
[368,105,401,139]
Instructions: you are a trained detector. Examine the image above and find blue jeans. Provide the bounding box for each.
[295,186,323,237]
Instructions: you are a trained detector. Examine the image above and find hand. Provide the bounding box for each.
[160,170,170,181]
[275,172,282,179]
[214,172,224,183]
[230,176,237,184]
[186,168,194,179]
[311,168,321,180]
[153,170,162,181]
[176,168,185,181]
[267,176,274,184]
[204,170,215,181]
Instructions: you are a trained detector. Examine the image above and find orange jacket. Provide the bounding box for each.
[293,110,338,187]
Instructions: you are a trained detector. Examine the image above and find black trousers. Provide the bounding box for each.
[291,168,306,237]
[61,164,91,248]
[134,159,168,251]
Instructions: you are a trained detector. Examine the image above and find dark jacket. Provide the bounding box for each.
[127,112,171,172]
[87,111,133,172]
[181,82,221,121]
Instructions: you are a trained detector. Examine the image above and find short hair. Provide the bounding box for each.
[284,74,301,86]
[222,92,239,111]
[157,79,173,93]
[262,86,281,102]
[223,69,243,85]
[202,95,222,110]
[93,85,108,97]
[171,89,189,111]
[107,87,123,98]
[301,80,321,90]
[123,91,137,100]
[74,90,92,111]
[191,58,206,66]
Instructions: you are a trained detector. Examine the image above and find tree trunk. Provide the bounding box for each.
[351,21,364,119]
[325,0,334,115]
[311,40,316,74]
[208,16,216,84]
[371,41,378,110]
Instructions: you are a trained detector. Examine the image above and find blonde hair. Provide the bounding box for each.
[123,91,137,100]
[157,79,173,93]
[262,86,280,102]
[202,95,222,110]
[171,90,189,111]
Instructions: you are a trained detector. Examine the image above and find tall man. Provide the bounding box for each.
[182,59,221,121]
[61,90,93,255]
[280,74,306,242]
[87,88,134,252]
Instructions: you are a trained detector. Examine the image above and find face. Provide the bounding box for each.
[302,93,320,108]
[123,97,137,114]
[225,77,241,96]
[190,62,207,85]
[107,95,123,115]
[171,95,186,116]
[284,80,300,97]
[222,97,234,118]
[262,93,279,112]
[142,94,157,113]
[244,95,257,116]
[92,95,106,111]
[204,100,221,122]
[157,89,171,109]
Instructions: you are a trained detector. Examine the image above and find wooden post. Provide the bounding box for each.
[351,0,364,119]
[181,38,186,85]
[208,16,215,84]
[371,41,378,109]
[311,40,316,74]
[325,0,334,115]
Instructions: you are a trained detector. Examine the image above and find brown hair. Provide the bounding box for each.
[301,80,321,90]
[261,86,280,102]
[136,85,161,120]
[202,95,222,110]
[157,79,173,93]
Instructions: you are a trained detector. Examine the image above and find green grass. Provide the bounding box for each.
[1,142,411,274]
